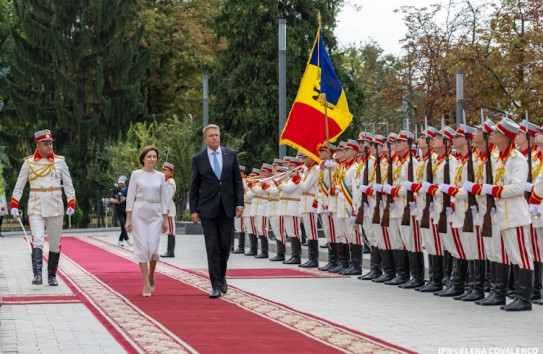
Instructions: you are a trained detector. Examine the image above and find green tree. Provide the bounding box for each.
[6,0,150,225]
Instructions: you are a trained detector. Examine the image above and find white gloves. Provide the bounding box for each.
[374,183,383,193]
[363,203,370,213]
[349,215,357,226]
[446,207,454,216]
[530,204,539,215]
[389,202,396,212]
[429,202,434,213]
[403,181,414,191]
[383,184,393,195]
[11,208,19,218]
[463,181,474,192]
[323,160,334,169]
[359,185,369,194]
[66,207,75,216]
[311,207,318,213]
[439,184,451,194]
[481,184,494,195]
[490,207,496,218]
[409,201,417,211]
[324,209,332,217]
[471,205,478,220]
[525,182,534,193]
[422,181,433,193]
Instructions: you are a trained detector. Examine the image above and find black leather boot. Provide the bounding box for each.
[418,255,444,292]
[504,268,533,311]
[439,258,468,297]
[506,264,517,299]
[454,260,474,300]
[244,234,258,256]
[47,251,60,286]
[479,262,508,306]
[270,240,286,261]
[532,262,542,301]
[385,250,410,285]
[484,259,492,292]
[255,236,269,258]
[476,261,497,304]
[283,237,302,264]
[372,249,396,283]
[358,246,382,280]
[442,251,453,286]
[462,260,486,301]
[401,252,425,289]
[339,244,355,274]
[232,232,246,254]
[300,239,319,268]
[319,243,338,271]
[32,248,43,285]
[161,234,176,257]
[342,244,362,275]
[329,243,350,273]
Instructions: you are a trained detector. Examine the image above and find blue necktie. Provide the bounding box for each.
[212,151,221,179]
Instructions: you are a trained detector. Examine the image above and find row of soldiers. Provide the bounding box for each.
[232,115,542,312]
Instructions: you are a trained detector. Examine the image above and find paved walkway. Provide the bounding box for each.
[0,229,542,353]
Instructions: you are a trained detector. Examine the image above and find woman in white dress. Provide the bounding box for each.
[125,146,169,297]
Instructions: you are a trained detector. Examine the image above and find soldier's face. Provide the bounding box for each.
[162,169,172,178]
[452,136,465,150]
[204,128,221,150]
[515,131,527,147]
[417,136,427,149]
[36,141,53,156]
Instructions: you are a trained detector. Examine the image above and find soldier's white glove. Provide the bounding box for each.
[446,207,454,216]
[530,204,539,215]
[422,181,433,193]
[11,208,19,218]
[429,202,434,213]
[323,209,332,217]
[323,160,334,169]
[66,207,75,216]
[374,183,383,193]
[383,184,393,195]
[389,202,396,211]
[490,207,496,218]
[471,205,478,220]
[403,181,414,191]
[463,181,475,192]
[349,215,357,226]
[525,182,534,193]
[409,201,417,211]
[439,183,451,194]
[359,185,369,194]
[311,206,318,213]
[363,203,370,213]
[481,184,494,195]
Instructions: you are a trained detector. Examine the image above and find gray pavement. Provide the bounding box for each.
[0,229,542,354]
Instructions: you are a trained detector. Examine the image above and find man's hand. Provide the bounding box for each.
[191,212,200,224]
[236,207,244,218]
[11,208,19,218]
[66,207,75,216]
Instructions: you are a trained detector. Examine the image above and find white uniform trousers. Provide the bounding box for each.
[420,222,443,256]
[399,216,422,253]
[301,212,319,241]
[332,214,347,244]
[320,213,338,243]
[281,216,301,240]
[235,216,245,233]
[460,225,486,261]
[166,216,176,235]
[530,225,543,263]
[269,216,286,244]
[372,223,393,251]
[337,218,362,245]
[501,226,534,270]
[484,223,508,264]
[388,219,405,250]
[245,216,256,235]
[440,223,466,259]
[254,215,268,238]
[362,216,377,247]
[29,214,63,253]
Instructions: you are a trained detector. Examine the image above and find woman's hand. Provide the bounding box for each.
[162,215,168,233]
[125,221,132,233]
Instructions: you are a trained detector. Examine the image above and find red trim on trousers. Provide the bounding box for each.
[530,224,541,263]
[451,224,467,260]
[516,226,531,270]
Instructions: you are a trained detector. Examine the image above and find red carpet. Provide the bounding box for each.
[1,294,80,305]
[187,267,347,279]
[54,236,414,354]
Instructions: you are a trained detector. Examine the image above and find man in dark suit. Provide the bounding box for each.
[189,124,244,298]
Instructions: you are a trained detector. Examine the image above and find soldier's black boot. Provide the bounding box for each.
[342,244,362,275]
[401,252,425,289]
[339,244,355,274]
[504,268,533,311]
[385,250,410,285]
[47,251,60,286]
[32,248,43,285]
[319,243,338,271]
[506,264,517,299]
[300,239,319,268]
[373,250,396,283]
[442,251,453,286]
[463,259,486,301]
[358,246,382,280]
[479,262,508,306]
[454,260,474,300]
[255,236,269,258]
[531,262,542,302]
[418,255,444,292]
[416,253,434,290]
[244,234,258,256]
[161,235,176,257]
[283,237,302,264]
[232,232,246,254]
[484,259,492,292]
[439,258,468,297]
[329,243,350,273]
[270,240,286,261]
[477,261,497,304]
[300,223,307,246]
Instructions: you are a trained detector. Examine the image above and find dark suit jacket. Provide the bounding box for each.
[189,147,244,219]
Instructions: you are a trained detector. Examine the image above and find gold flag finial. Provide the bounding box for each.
[318,11,322,29]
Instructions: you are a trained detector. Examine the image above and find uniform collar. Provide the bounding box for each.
[33,149,55,161]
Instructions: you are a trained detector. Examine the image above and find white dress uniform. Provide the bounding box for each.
[336,159,361,244]
[263,180,284,243]
[299,163,320,241]
[369,153,393,251]
[317,162,337,243]
[164,174,177,235]
[277,174,302,240]
[249,181,269,238]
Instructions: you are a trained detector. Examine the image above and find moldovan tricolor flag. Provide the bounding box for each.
[280,30,353,162]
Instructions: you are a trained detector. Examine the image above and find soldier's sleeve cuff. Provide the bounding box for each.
[428,184,439,196]
[491,186,503,198]
[530,191,543,205]
[412,183,422,193]
[364,187,374,196]
[67,199,76,210]
[10,198,19,210]
[292,175,302,184]
[448,186,459,197]
[391,187,400,198]
[473,184,483,195]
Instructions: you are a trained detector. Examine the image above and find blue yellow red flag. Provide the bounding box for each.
[280,29,353,162]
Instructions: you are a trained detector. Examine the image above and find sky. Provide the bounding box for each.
[334,0,440,56]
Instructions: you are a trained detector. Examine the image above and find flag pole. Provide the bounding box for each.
[317,12,330,154]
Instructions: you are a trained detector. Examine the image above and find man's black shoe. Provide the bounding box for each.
[209,288,221,298]
[220,280,228,294]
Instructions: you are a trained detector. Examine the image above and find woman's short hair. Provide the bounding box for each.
[139,145,159,166]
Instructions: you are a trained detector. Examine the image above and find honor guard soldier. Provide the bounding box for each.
[244,168,260,256]
[529,125,543,305]
[298,152,320,268]
[248,164,273,259]
[160,162,177,257]
[232,165,247,253]
[266,165,288,261]
[10,129,76,286]
[478,117,534,311]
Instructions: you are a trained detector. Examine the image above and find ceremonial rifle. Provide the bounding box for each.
[372,130,383,225]
[355,135,370,225]
[402,135,415,226]
[525,110,532,202]
[420,117,433,229]
[381,135,393,227]
[463,119,477,232]
[437,117,451,234]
